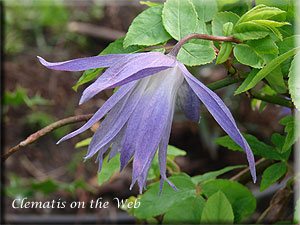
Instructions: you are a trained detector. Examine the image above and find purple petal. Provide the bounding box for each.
[85,77,150,160]
[176,79,201,122]
[158,98,178,195]
[79,52,176,104]
[56,81,137,144]
[37,54,130,71]
[108,125,127,162]
[179,63,256,183]
[129,67,184,192]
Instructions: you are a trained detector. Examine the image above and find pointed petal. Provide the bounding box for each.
[79,52,176,104]
[176,79,201,122]
[130,67,184,191]
[108,124,127,162]
[56,81,136,144]
[37,54,129,71]
[179,63,256,183]
[158,98,178,194]
[85,77,150,160]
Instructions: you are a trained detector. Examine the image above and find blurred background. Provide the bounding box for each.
[2,0,289,223]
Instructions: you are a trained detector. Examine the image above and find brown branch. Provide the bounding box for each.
[2,114,93,162]
[169,33,242,57]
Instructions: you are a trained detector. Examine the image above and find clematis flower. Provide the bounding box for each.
[38,50,256,193]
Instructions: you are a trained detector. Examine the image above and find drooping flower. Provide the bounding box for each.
[38,50,256,193]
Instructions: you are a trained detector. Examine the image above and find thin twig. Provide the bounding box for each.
[2,114,93,162]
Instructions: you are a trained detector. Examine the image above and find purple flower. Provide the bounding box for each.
[38,51,256,193]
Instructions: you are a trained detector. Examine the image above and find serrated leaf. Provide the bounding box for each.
[124,5,171,48]
[202,179,256,222]
[234,44,264,68]
[216,42,233,64]
[72,37,142,91]
[134,174,196,219]
[177,43,216,66]
[215,133,284,160]
[279,116,300,152]
[163,196,205,223]
[260,162,287,191]
[97,154,120,186]
[212,11,240,36]
[192,0,218,22]
[234,21,270,41]
[288,51,300,111]
[201,191,234,224]
[162,0,198,41]
[234,46,300,94]
[237,4,286,24]
[75,137,92,148]
[192,165,246,184]
[271,133,292,160]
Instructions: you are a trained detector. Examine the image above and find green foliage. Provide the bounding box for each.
[294,197,300,224]
[235,46,299,94]
[202,179,256,222]
[163,196,205,223]
[279,116,300,152]
[234,4,289,41]
[191,165,246,184]
[216,22,234,64]
[201,191,234,224]
[97,154,121,186]
[288,51,300,111]
[212,12,240,36]
[134,174,196,219]
[260,162,287,191]
[4,86,51,108]
[192,0,218,22]
[234,44,265,68]
[124,5,171,48]
[162,0,198,41]
[215,133,289,160]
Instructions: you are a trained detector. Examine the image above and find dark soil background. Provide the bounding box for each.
[2,0,289,224]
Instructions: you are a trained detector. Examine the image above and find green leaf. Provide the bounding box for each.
[167,145,187,156]
[234,44,265,68]
[265,66,287,93]
[260,162,287,191]
[162,0,198,41]
[124,5,171,48]
[202,179,256,222]
[192,165,246,184]
[139,1,163,7]
[216,42,232,64]
[216,22,234,64]
[215,133,284,160]
[163,196,205,223]
[288,51,300,111]
[31,179,59,195]
[235,69,259,95]
[234,46,300,94]
[134,174,196,219]
[294,197,300,224]
[236,4,286,24]
[271,133,292,160]
[234,21,270,41]
[279,116,300,152]
[277,35,297,75]
[201,191,234,224]
[97,153,120,186]
[177,43,216,66]
[72,37,142,91]
[75,137,92,148]
[192,0,218,22]
[212,12,240,37]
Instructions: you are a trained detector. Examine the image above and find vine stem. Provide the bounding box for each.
[2,114,93,162]
[168,33,242,57]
